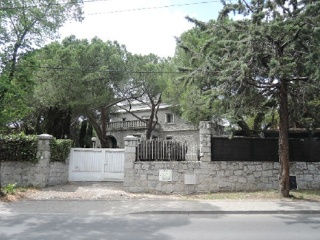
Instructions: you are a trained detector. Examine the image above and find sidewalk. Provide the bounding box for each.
[1,199,320,215]
[1,182,320,215]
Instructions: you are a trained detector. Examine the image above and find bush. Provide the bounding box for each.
[2,183,17,195]
[0,134,38,162]
[50,139,72,162]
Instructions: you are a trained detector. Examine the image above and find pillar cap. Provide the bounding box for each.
[124,135,138,141]
[38,134,53,140]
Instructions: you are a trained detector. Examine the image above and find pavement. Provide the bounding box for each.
[1,182,320,215]
[1,199,320,216]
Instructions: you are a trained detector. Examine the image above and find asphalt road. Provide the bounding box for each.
[1,213,320,240]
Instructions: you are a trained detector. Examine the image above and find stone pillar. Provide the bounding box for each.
[123,135,139,190]
[37,134,53,187]
[199,121,212,162]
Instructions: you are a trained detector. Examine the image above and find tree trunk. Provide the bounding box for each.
[99,107,112,148]
[146,107,155,140]
[100,138,107,148]
[278,79,290,197]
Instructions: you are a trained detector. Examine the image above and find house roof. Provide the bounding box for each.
[115,102,171,113]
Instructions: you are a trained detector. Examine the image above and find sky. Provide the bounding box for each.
[59,0,224,58]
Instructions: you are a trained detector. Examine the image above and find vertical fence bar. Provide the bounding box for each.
[161,140,163,160]
[136,140,191,161]
[152,140,154,160]
[145,140,147,160]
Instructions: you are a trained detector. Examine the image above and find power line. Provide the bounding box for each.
[0,0,220,13]
[88,1,220,15]
[0,0,108,10]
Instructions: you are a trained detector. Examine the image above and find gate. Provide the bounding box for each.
[69,148,125,182]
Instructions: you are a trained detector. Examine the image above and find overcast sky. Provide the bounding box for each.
[59,0,223,58]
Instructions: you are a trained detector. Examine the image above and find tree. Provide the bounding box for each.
[172,19,278,134]
[119,54,171,139]
[31,36,131,147]
[170,23,229,126]
[175,0,320,197]
[0,0,83,128]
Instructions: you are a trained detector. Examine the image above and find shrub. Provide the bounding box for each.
[0,134,38,162]
[50,139,72,162]
[2,183,17,195]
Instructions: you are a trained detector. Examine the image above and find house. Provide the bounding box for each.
[105,102,199,148]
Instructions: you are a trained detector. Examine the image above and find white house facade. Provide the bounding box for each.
[106,103,199,148]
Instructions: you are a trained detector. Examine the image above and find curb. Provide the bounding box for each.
[132,210,320,215]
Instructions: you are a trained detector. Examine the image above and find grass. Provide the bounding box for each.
[0,184,30,202]
[289,190,320,201]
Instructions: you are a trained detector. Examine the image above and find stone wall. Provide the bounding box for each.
[124,160,320,193]
[0,134,69,188]
[124,159,320,194]
[48,159,69,186]
[123,122,320,194]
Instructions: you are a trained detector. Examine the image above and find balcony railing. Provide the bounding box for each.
[107,120,160,130]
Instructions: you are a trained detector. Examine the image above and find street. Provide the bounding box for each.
[1,213,320,240]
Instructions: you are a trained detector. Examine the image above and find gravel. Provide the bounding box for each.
[23,182,184,200]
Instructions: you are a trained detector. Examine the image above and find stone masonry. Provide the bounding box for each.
[0,134,69,188]
[123,121,320,194]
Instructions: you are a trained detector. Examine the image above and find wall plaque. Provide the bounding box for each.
[159,169,172,181]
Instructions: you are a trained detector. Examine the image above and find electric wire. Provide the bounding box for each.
[0,0,220,13]
[0,0,110,10]
[88,1,220,15]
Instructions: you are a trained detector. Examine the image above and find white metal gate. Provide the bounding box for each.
[69,148,125,182]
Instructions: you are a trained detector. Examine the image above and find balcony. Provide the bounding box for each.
[107,120,160,130]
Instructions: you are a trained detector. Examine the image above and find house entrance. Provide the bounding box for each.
[106,135,118,148]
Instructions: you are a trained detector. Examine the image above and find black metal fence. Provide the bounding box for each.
[136,140,187,161]
[211,137,320,162]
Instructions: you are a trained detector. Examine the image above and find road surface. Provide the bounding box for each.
[1,213,319,240]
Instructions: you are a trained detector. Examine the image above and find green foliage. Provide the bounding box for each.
[125,53,173,139]
[0,0,83,130]
[32,37,128,111]
[174,0,320,196]
[78,120,93,148]
[50,138,72,162]
[0,134,38,162]
[30,37,173,144]
[173,0,320,133]
[0,56,35,130]
[2,183,17,195]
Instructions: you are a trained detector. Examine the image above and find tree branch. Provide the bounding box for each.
[291,76,309,82]
[242,0,253,13]
[280,25,305,50]
[117,105,148,124]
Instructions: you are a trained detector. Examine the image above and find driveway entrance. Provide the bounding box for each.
[68,148,125,182]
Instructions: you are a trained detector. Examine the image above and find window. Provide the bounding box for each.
[165,113,174,124]
[122,118,126,122]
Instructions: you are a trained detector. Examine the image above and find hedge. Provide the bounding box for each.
[50,139,72,162]
[0,134,72,163]
[0,134,38,162]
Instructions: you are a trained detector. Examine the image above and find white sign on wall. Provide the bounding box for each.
[159,169,172,181]
[184,174,196,185]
